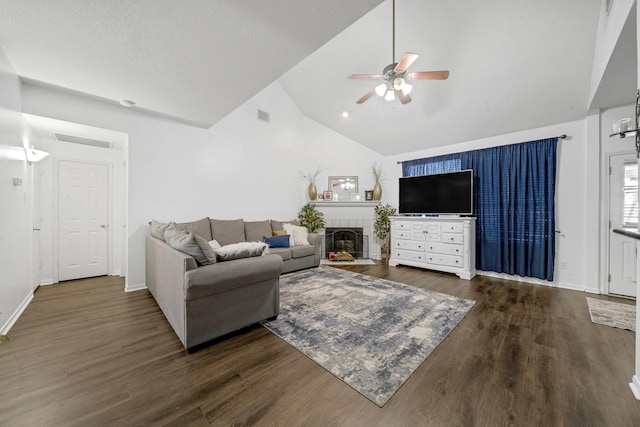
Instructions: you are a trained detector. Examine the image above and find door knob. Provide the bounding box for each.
[100,224,107,229]
[32,227,41,231]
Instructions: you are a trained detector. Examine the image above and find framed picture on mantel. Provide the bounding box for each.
[323,191,333,201]
[328,176,358,201]
[365,190,373,201]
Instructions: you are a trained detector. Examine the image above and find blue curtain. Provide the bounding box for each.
[402,138,557,281]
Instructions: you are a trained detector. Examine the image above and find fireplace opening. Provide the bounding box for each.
[324,227,368,259]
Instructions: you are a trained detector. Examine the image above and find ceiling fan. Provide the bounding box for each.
[348,0,449,105]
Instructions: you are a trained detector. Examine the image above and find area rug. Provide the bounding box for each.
[262,266,475,406]
[586,297,636,331]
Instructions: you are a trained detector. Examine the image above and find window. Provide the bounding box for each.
[623,162,638,228]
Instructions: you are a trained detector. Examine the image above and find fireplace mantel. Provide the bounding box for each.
[310,201,381,208]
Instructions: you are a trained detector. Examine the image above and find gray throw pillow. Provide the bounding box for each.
[164,223,212,266]
[215,241,268,262]
[194,234,216,264]
[150,219,169,241]
[175,217,212,241]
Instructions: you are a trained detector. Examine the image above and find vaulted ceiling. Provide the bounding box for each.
[0,0,631,156]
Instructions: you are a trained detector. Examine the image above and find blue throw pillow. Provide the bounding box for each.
[263,234,290,248]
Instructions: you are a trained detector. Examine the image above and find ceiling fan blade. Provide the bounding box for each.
[348,74,383,80]
[407,70,450,80]
[395,89,411,105]
[394,52,419,73]
[356,89,376,104]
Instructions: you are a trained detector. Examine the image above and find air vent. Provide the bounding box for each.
[257,109,270,123]
[54,133,112,149]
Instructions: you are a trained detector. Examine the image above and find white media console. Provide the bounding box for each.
[388,216,476,280]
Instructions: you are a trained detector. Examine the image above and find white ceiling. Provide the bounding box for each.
[0,0,633,156]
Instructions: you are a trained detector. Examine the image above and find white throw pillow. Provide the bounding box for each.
[208,239,222,250]
[283,223,310,246]
[214,241,268,261]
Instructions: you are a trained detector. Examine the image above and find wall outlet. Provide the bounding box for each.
[559,260,567,269]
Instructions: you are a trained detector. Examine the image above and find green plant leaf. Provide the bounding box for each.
[373,204,397,240]
[0,334,9,343]
[297,203,326,233]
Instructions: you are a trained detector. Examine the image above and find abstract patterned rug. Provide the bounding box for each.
[262,266,475,406]
[586,297,636,331]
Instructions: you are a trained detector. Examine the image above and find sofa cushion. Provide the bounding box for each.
[245,220,273,242]
[175,217,212,241]
[268,247,292,261]
[290,245,315,259]
[283,223,310,246]
[150,219,169,241]
[270,219,298,233]
[272,229,288,237]
[210,219,245,246]
[215,241,268,261]
[164,223,212,266]
[263,234,290,248]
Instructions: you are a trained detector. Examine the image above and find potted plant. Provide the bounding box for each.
[297,203,326,232]
[373,203,397,262]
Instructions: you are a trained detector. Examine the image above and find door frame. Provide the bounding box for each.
[53,158,114,282]
[602,149,636,295]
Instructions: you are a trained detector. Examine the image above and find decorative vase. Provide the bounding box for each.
[372,181,382,201]
[308,182,317,201]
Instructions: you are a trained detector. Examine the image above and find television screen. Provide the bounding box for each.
[399,170,473,215]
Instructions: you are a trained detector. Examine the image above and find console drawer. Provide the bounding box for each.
[426,242,464,256]
[393,230,412,240]
[441,233,464,244]
[393,249,426,263]
[393,221,411,230]
[394,240,425,251]
[441,222,464,233]
[426,253,464,268]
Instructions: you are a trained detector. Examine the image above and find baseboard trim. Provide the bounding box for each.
[476,271,589,292]
[40,279,55,286]
[1,291,34,335]
[629,375,640,400]
[125,283,147,292]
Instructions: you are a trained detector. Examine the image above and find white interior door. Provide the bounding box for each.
[58,161,108,281]
[31,164,41,290]
[609,153,638,297]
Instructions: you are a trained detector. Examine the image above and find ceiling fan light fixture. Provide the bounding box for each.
[375,83,387,97]
[401,83,413,96]
[384,90,395,102]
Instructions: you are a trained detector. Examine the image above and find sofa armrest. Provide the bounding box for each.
[308,233,323,266]
[145,235,195,347]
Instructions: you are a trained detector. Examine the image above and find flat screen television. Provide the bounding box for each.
[399,170,473,215]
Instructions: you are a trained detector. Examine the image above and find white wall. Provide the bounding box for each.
[0,47,36,333]
[589,0,635,107]
[386,120,591,291]
[21,81,386,290]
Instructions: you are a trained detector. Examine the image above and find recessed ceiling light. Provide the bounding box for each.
[119,99,136,107]
[342,111,350,118]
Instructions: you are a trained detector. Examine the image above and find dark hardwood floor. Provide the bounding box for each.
[1,265,639,426]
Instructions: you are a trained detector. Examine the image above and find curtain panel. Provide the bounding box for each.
[401,138,557,281]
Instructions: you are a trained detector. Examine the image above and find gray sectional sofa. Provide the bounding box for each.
[145,217,321,350]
